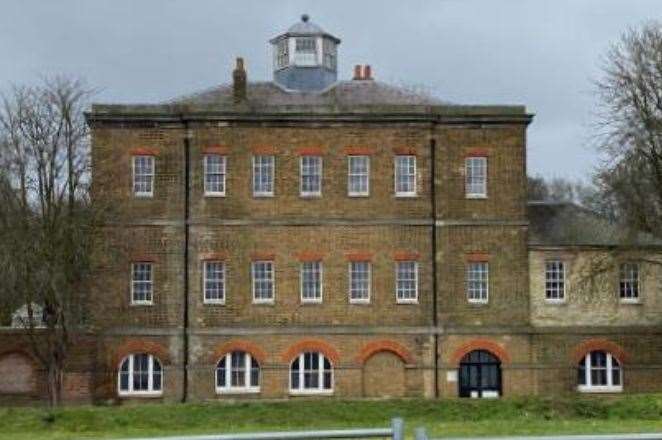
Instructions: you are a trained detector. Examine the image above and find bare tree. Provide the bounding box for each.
[0,77,95,406]
[594,21,662,239]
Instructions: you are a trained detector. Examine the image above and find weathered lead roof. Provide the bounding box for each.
[269,14,341,44]
[169,80,447,108]
[527,201,662,247]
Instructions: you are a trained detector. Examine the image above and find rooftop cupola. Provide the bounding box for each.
[269,14,341,92]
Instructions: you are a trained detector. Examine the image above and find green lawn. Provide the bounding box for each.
[2,395,662,440]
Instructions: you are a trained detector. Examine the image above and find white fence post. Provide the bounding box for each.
[414,427,428,440]
[391,417,404,440]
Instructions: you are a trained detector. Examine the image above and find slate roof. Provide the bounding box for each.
[168,80,448,108]
[527,201,662,247]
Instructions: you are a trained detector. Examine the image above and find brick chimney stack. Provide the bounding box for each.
[352,65,373,81]
[363,65,372,80]
[233,57,247,103]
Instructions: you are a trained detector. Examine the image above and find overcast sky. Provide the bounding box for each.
[2,0,660,180]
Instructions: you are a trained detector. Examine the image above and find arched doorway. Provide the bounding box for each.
[363,351,406,398]
[458,350,501,398]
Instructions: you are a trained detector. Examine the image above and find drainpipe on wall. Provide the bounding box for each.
[181,117,191,402]
[430,135,439,398]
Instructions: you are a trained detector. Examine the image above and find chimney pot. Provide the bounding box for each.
[364,65,372,80]
[353,65,362,80]
[233,57,247,104]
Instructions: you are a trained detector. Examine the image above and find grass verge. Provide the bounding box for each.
[1,394,662,440]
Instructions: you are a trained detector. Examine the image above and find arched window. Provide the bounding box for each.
[578,351,622,392]
[216,351,260,394]
[459,350,501,398]
[118,353,162,396]
[290,351,333,394]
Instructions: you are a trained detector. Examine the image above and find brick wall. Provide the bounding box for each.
[530,249,662,327]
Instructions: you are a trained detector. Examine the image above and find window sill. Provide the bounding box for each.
[216,388,260,395]
[133,193,154,198]
[118,392,163,398]
[204,300,226,306]
[289,390,334,396]
[300,193,322,198]
[467,299,489,306]
[204,193,226,198]
[395,193,418,199]
[544,299,567,305]
[466,194,488,200]
[301,299,323,305]
[253,194,274,198]
[577,386,623,393]
[252,300,275,306]
[396,299,419,305]
[348,193,370,198]
[349,299,371,305]
[130,301,154,306]
[620,299,642,305]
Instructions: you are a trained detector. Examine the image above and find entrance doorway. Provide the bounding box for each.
[458,350,501,398]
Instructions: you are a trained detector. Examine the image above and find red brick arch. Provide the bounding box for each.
[357,340,415,365]
[112,339,170,368]
[210,340,267,364]
[450,339,511,366]
[0,347,40,370]
[571,339,629,364]
[281,339,340,364]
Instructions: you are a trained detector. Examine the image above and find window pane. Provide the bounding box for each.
[348,156,369,195]
[204,261,225,302]
[620,263,639,299]
[545,260,565,300]
[301,156,322,195]
[253,261,274,301]
[465,157,487,197]
[396,261,417,301]
[301,261,322,301]
[204,155,226,194]
[250,357,260,387]
[253,156,274,195]
[466,262,488,301]
[132,263,153,303]
[395,156,416,195]
[133,156,154,195]
[350,261,370,301]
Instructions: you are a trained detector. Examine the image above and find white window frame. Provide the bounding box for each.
[619,263,640,303]
[348,156,370,197]
[577,351,623,393]
[300,261,323,303]
[349,261,371,304]
[300,156,322,197]
[294,37,317,66]
[466,261,489,304]
[394,155,417,197]
[203,154,226,197]
[117,353,163,397]
[396,261,419,304]
[252,155,275,197]
[132,155,154,197]
[215,351,260,394]
[203,260,226,305]
[465,156,487,199]
[252,260,275,304]
[545,260,566,302]
[131,262,153,305]
[289,352,334,395]
[276,38,289,69]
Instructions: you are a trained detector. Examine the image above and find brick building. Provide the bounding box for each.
[1,15,661,403]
